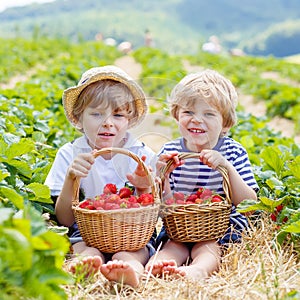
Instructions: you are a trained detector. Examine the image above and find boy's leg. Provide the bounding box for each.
[100,247,149,287]
[69,241,105,276]
[164,240,221,280]
[145,240,189,276]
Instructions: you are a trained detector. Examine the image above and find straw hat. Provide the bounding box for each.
[63,65,147,128]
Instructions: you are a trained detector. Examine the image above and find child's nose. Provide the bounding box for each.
[103,115,113,126]
[191,114,202,123]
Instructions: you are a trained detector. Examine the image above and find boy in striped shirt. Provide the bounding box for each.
[145,69,258,281]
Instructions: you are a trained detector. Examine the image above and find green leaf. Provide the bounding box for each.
[7,159,32,177]
[261,147,284,174]
[281,220,300,233]
[237,199,268,213]
[0,186,24,209]
[7,138,35,159]
[26,182,51,202]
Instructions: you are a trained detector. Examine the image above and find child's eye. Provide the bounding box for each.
[183,110,193,115]
[114,113,126,118]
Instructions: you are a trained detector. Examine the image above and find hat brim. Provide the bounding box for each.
[63,66,147,129]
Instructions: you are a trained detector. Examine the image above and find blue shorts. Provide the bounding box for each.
[156,206,249,249]
[69,223,156,261]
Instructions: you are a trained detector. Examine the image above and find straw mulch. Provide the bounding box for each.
[64,213,300,300]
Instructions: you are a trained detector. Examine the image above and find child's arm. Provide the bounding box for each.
[55,152,95,227]
[156,152,184,199]
[199,149,257,206]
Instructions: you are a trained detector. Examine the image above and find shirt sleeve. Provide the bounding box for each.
[44,143,73,196]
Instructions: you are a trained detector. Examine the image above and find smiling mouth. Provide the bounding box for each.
[99,133,115,136]
[188,129,205,133]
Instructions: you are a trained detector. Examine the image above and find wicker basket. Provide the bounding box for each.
[159,152,232,242]
[72,147,160,253]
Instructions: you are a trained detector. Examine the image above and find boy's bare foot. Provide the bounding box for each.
[145,259,177,277]
[69,255,102,277]
[100,260,140,288]
[163,265,208,281]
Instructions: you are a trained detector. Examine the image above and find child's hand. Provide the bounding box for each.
[157,152,184,177]
[126,155,152,193]
[67,152,95,180]
[199,149,229,169]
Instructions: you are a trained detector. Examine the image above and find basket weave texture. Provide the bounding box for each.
[72,147,160,253]
[159,152,232,242]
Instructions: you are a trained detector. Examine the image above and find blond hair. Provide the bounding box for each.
[168,69,238,128]
[73,79,138,127]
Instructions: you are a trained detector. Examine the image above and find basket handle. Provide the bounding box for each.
[72,147,159,206]
[159,152,232,204]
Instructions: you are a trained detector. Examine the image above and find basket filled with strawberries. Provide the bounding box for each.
[72,147,160,253]
[159,152,232,242]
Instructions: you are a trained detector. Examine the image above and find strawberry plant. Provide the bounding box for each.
[0,203,72,299]
[237,145,300,250]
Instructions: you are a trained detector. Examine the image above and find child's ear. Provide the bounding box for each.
[222,126,230,136]
[75,120,83,131]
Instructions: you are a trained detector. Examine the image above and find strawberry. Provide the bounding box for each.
[93,199,105,208]
[85,204,96,210]
[104,202,120,210]
[165,198,175,205]
[106,194,121,203]
[211,195,223,202]
[119,187,133,199]
[103,183,117,194]
[128,202,141,208]
[200,189,213,200]
[175,199,186,204]
[195,198,203,204]
[270,213,277,222]
[128,195,138,203]
[276,204,284,212]
[79,199,92,209]
[137,193,154,206]
[196,187,204,197]
[186,194,198,203]
[120,202,128,208]
[173,192,185,201]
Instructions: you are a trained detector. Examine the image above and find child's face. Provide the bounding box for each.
[177,100,226,152]
[78,105,129,149]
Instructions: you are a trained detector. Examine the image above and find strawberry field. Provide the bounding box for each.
[0,37,299,299]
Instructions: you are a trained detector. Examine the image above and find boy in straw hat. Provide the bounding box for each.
[45,65,157,287]
[145,69,258,281]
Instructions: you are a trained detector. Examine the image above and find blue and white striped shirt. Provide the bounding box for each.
[159,136,258,195]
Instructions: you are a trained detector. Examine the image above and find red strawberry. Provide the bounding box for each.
[119,187,133,199]
[175,199,186,204]
[93,199,105,209]
[128,195,138,203]
[104,202,120,210]
[196,187,204,197]
[79,199,92,209]
[165,198,175,205]
[103,183,117,194]
[106,194,121,203]
[211,195,223,203]
[200,189,213,200]
[86,204,96,210]
[128,202,141,208]
[173,192,185,201]
[186,194,198,203]
[270,213,277,222]
[137,193,154,206]
[195,198,203,204]
[276,204,284,212]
